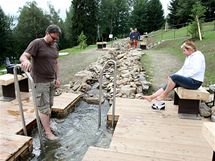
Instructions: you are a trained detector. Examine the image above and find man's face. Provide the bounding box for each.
[48,33,59,44]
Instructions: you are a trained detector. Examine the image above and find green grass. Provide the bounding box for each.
[58,44,97,60]
[0,66,6,75]
[59,44,96,56]
[140,52,155,94]
[149,21,214,43]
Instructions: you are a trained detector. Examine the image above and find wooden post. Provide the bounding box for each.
[196,15,202,41]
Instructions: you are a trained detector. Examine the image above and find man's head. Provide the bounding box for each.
[46,24,61,34]
[45,24,61,43]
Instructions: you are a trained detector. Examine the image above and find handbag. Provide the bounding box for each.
[6,65,24,75]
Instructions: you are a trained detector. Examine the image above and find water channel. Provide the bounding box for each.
[28,99,112,161]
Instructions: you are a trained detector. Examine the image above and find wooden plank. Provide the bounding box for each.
[83,147,175,161]
[0,91,81,160]
[175,87,210,101]
[0,74,27,86]
[110,136,212,161]
[52,93,81,112]
[202,122,215,150]
[0,133,32,161]
[84,97,213,161]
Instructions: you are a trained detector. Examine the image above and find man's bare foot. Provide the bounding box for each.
[141,96,153,102]
[46,132,58,141]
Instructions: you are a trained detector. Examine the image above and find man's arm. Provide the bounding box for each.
[20,52,32,71]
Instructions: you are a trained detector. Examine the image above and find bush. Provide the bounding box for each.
[78,31,87,49]
[188,21,198,39]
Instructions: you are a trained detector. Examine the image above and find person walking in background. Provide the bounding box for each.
[20,24,61,140]
[128,28,135,48]
[141,40,205,110]
[133,28,140,48]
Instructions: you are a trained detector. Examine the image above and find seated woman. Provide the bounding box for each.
[142,39,206,109]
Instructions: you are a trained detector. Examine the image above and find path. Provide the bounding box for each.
[144,49,182,90]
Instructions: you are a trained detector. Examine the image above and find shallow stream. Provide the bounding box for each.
[29,99,112,161]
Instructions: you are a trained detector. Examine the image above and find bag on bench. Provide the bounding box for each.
[5,57,24,75]
[6,65,24,75]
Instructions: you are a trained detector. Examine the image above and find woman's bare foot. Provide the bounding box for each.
[141,96,153,102]
[156,93,167,101]
[46,132,58,141]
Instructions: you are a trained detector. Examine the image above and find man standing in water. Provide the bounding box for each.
[20,24,61,140]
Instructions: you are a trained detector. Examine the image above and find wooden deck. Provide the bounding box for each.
[0,92,80,161]
[83,98,213,161]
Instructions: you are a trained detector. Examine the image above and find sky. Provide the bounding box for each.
[0,0,170,20]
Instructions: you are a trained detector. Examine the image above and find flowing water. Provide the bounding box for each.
[28,99,112,161]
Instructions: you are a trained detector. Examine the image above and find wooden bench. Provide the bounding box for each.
[0,73,29,99]
[174,86,210,115]
[202,122,215,161]
[96,42,107,49]
[140,42,147,49]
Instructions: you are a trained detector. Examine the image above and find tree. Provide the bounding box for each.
[0,7,14,64]
[98,0,114,40]
[47,3,63,25]
[167,0,180,28]
[146,0,165,32]
[188,1,206,40]
[200,0,215,21]
[14,1,50,57]
[168,0,214,29]
[98,0,130,39]
[78,31,87,49]
[64,5,74,48]
[111,0,130,37]
[70,0,98,46]
[131,0,148,34]
[47,2,66,50]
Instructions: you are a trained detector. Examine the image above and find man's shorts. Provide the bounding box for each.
[34,81,55,115]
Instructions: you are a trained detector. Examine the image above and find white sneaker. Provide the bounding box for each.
[152,101,165,110]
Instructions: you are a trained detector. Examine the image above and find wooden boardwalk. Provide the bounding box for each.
[0,92,80,161]
[0,94,213,161]
[83,98,213,161]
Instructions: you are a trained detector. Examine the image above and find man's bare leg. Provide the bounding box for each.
[39,112,58,140]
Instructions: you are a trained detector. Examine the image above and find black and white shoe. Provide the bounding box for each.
[151,101,165,110]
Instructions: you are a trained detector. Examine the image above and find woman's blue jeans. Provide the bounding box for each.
[162,74,202,90]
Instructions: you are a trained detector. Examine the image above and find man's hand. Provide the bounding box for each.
[55,79,61,88]
[20,52,32,72]
[20,59,31,72]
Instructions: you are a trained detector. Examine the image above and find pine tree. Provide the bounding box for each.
[0,7,14,62]
[146,0,165,32]
[15,1,50,56]
[131,0,148,34]
[71,0,98,46]
[167,0,180,28]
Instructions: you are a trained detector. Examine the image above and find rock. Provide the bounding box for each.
[68,37,151,102]
[83,95,105,104]
[199,102,211,117]
[120,85,136,97]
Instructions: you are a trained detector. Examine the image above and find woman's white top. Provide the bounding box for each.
[175,50,205,82]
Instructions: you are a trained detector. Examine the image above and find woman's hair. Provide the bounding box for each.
[181,40,197,51]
